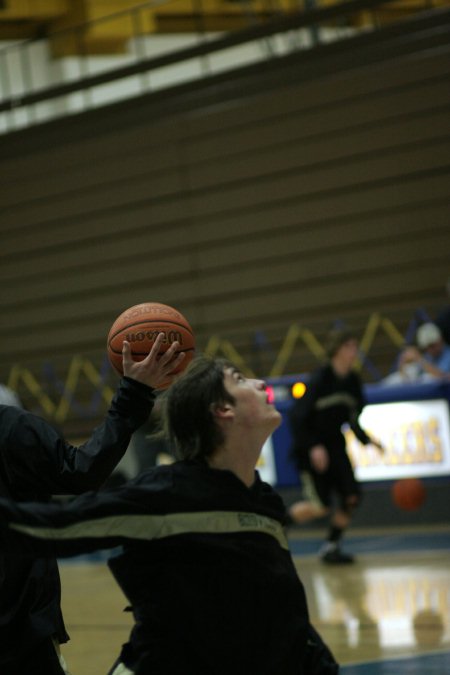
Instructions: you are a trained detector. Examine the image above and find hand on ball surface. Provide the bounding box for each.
[122,333,186,390]
[107,302,195,387]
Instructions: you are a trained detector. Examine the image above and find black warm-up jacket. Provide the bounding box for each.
[289,364,371,470]
[0,460,339,675]
[0,377,154,667]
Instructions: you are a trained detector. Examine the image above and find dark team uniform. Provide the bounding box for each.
[0,377,154,673]
[289,364,371,508]
[0,460,339,675]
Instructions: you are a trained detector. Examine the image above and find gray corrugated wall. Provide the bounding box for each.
[1,11,449,431]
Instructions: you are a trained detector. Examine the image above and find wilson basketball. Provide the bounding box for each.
[107,302,195,387]
[392,478,426,511]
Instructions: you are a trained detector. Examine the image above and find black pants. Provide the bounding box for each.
[303,624,340,674]
[7,637,66,675]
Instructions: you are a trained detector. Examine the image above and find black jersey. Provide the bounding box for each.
[289,364,371,469]
[0,377,154,666]
[0,460,337,675]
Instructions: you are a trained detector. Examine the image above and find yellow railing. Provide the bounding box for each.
[6,311,418,422]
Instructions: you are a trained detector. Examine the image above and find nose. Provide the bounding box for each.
[253,379,266,390]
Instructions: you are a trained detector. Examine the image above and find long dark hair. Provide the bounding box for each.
[162,356,236,460]
[324,328,357,359]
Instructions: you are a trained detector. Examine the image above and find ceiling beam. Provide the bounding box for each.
[0,0,69,20]
[0,0,447,55]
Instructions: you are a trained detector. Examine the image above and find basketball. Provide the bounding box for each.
[391,478,426,511]
[107,302,195,387]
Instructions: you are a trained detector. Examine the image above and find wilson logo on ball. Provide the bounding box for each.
[126,330,184,344]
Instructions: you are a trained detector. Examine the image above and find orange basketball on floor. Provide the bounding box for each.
[391,478,426,511]
[107,302,195,388]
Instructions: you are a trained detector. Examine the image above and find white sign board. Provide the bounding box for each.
[344,399,450,481]
[256,436,277,485]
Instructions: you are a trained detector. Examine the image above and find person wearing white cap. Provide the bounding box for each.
[415,322,450,378]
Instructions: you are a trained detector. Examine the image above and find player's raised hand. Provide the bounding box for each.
[122,333,186,390]
[370,437,385,454]
[310,444,329,473]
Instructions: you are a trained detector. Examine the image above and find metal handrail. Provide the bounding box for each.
[0,0,440,129]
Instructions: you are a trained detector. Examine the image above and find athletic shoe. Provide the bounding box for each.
[320,543,354,565]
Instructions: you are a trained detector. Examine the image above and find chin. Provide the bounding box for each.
[269,410,282,429]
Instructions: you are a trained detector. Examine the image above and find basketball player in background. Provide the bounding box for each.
[288,329,383,564]
[0,355,339,675]
[0,334,184,675]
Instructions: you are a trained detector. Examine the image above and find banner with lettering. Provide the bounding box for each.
[344,399,450,481]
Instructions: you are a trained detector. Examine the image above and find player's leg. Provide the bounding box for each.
[288,471,330,523]
[320,452,361,565]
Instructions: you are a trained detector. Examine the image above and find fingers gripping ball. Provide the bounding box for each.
[107,302,195,385]
[391,478,426,511]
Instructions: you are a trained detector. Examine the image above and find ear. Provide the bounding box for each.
[210,402,234,420]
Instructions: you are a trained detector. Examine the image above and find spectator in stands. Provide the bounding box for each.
[416,322,450,377]
[382,345,436,386]
[397,322,450,381]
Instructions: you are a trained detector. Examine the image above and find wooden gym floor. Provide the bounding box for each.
[59,524,450,675]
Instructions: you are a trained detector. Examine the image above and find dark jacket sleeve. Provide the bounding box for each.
[348,374,371,445]
[0,470,172,558]
[0,377,155,497]
[303,623,339,674]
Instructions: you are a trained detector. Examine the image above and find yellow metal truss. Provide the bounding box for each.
[5,312,409,422]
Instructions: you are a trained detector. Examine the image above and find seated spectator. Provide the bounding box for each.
[383,323,450,386]
[416,322,450,378]
[382,346,436,386]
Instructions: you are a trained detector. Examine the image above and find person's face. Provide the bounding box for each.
[335,338,359,368]
[222,367,281,433]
